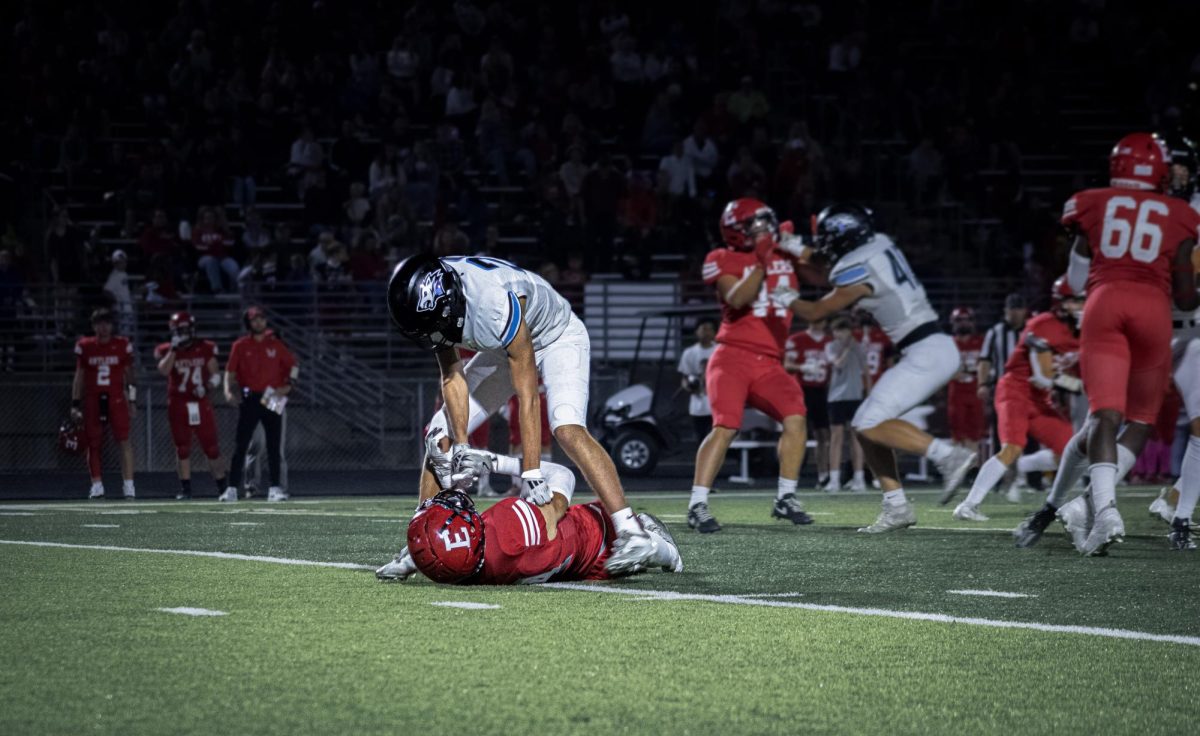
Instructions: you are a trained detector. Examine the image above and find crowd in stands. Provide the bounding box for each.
[0,0,1198,322]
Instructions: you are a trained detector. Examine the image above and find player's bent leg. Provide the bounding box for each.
[955,443,1024,520]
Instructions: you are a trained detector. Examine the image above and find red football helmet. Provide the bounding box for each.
[950,307,974,322]
[406,490,486,583]
[1051,275,1085,323]
[1109,132,1170,192]
[169,311,195,343]
[58,417,84,455]
[719,198,778,251]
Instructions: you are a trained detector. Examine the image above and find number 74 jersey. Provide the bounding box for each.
[828,233,939,344]
[1062,187,1200,296]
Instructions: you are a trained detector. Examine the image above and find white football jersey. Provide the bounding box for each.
[828,233,939,344]
[442,256,575,353]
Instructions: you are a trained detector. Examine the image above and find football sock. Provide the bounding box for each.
[492,453,521,476]
[689,485,710,509]
[853,470,865,485]
[924,438,953,462]
[1017,449,1058,474]
[1089,463,1118,510]
[777,476,798,500]
[829,470,841,489]
[214,476,227,494]
[1115,443,1136,480]
[611,507,640,535]
[179,478,192,495]
[1047,430,1088,506]
[1174,437,1200,521]
[882,488,907,506]
[964,456,1008,507]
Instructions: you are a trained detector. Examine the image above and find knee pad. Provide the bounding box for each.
[542,461,576,503]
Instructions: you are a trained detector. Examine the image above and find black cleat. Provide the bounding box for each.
[1013,504,1057,548]
[1168,518,1196,551]
[771,493,814,525]
[687,502,722,533]
[175,491,191,500]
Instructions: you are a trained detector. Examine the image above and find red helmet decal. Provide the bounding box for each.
[406,492,485,583]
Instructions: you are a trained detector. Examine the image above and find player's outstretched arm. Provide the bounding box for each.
[771,283,870,322]
[1171,240,1199,312]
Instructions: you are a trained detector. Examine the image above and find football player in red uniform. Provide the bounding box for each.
[71,308,137,499]
[1016,133,1200,554]
[375,433,682,583]
[854,311,892,388]
[784,319,831,489]
[946,308,985,457]
[689,198,813,533]
[949,279,1083,520]
[154,312,228,500]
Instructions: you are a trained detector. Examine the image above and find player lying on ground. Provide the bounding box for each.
[772,204,978,533]
[376,431,682,583]
[1014,132,1200,554]
[387,254,659,572]
[945,277,1084,521]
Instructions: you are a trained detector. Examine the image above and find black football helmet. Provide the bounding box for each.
[1156,132,1198,201]
[813,204,874,260]
[387,254,466,351]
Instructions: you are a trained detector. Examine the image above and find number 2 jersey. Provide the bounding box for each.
[74,336,133,396]
[827,234,939,345]
[153,340,219,400]
[1062,187,1200,296]
[467,498,614,585]
[702,248,796,359]
[440,256,577,353]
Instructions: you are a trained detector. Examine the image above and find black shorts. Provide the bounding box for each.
[828,399,862,425]
[802,385,829,430]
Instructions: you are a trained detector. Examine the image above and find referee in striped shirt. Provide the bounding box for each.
[977,293,1029,451]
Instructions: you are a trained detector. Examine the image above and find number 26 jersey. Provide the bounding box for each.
[828,233,939,345]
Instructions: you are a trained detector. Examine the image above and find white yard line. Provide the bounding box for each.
[431,601,501,610]
[158,607,227,617]
[81,524,120,528]
[947,589,1036,599]
[228,522,262,526]
[540,582,1200,647]
[0,539,375,571]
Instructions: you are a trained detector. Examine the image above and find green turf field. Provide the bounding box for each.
[1,487,1197,735]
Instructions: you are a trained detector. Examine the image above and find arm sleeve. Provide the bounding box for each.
[829,262,872,289]
[1067,249,1090,294]
[474,290,522,351]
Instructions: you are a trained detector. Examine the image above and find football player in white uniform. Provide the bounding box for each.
[386,254,659,573]
[771,204,977,532]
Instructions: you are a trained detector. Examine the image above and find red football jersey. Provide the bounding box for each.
[74,336,134,396]
[470,499,611,585]
[951,334,984,386]
[784,330,831,387]
[701,248,796,359]
[998,312,1079,401]
[1062,187,1200,296]
[854,326,891,384]
[154,340,219,399]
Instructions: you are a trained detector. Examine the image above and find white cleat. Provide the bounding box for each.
[1081,503,1124,556]
[88,483,105,500]
[605,528,658,576]
[637,512,684,573]
[1056,493,1093,552]
[376,547,418,581]
[848,477,868,493]
[218,487,239,503]
[857,501,917,533]
[952,503,990,522]
[1148,487,1175,526]
[267,486,289,502]
[935,446,978,499]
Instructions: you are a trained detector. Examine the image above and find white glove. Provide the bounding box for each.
[770,283,800,311]
[424,429,454,490]
[519,469,552,505]
[451,443,494,487]
[169,334,184,350]
[1053,374,1083,393]
[777,231,810,260]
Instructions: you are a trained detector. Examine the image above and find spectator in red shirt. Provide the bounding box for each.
[221,306,298,502]
[191,206,239,294]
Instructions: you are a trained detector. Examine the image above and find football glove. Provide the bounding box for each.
[1052,374,1083,393]
[169,333,185,350]
[519,469,552,505]
[777,220,811,260]
[770,283,800,311]
[451,443,494,487]
[424,428,454,490]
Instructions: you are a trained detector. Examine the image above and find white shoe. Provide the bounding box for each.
[952,503,990,522]
[849,477,867,492]
[637,512,684,573]
[605,528,658,575]
[1148,487,1176,525]
[857,501,917,533]
[88,483,104,500]
[935,446,979,498]
[1081,503,1124,556]
[267,486,288,502]
[218,487,239,503]
[375,547,418,581]
[123,484,135,500]
[1056,493,1093,552]
[872,479,881,490]
[821,479,841,494]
